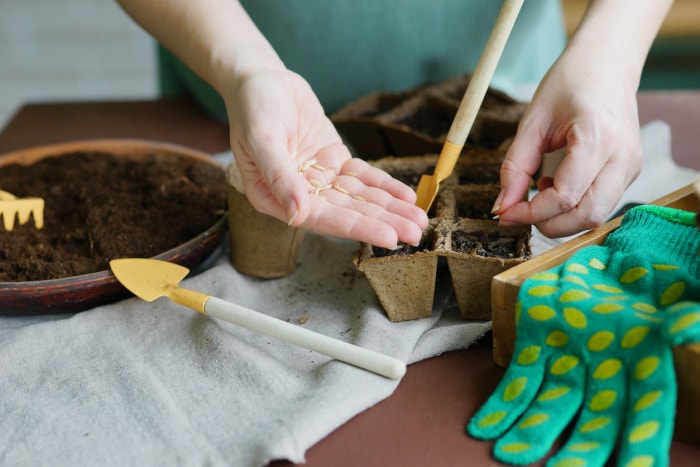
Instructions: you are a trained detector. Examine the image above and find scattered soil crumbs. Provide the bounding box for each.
[0,151,227,281]
[452,231,519,258]
[456,198,497,220]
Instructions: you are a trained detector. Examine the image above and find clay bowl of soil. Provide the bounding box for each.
[0,139,228,315]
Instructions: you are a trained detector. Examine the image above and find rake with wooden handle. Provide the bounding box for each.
[0,189,45,231]
[414,0,524,212]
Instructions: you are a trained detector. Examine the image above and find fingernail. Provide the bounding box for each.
[287,209,299,226]
[491,189,505,214]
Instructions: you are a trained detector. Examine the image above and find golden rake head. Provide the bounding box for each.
[0,189,45,231]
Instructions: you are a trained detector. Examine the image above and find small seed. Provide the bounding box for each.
[333,183,350,195]
[298,159,318,172]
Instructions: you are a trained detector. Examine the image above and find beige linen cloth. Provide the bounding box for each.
[0,121,694,467]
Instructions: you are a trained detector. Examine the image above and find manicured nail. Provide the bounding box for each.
[491,189,505,214]
[287,209,299,226]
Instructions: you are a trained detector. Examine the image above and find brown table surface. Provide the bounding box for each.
[1,92,698,466]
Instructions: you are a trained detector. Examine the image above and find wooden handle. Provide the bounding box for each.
[446,0,524,145]
[203,297,407,379]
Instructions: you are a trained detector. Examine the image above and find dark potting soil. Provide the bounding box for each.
[452,230,519,258]
[0,151,227,281]
[384,165,436,190]
[396,102,453,139]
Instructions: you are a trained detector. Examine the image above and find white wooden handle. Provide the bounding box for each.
[447,0,524,145]
[204,297,406,379]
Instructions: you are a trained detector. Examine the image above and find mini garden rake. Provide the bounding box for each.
[0,189,44,231]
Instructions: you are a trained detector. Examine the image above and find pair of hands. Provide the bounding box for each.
[224,51,642,245]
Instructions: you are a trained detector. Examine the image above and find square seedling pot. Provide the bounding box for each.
[355,152,531,322]
[443,218,531,320]
[331,90,417,159]
[436,182,531,320]
[330,72,526,159]
[354,223,439,322]
[491,183,700,442]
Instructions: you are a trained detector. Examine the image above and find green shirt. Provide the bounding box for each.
[159,0,567,121]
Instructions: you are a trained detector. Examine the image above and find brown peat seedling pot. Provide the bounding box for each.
[331,73,526,158]
[225,162,305,279]
[354,150,531,322]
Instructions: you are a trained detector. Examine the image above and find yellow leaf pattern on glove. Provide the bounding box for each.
[467,205,700,467]
[620,267,648,283]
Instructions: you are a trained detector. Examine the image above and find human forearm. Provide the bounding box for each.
[565,0,673,89]
[116,0,429,248]
[115,0,283,95]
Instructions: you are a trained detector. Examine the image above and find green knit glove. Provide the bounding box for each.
[468,205,700,467]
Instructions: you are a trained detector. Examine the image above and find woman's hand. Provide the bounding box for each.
[223,63,428,249]
[491,0,673,238]
[492,53,642,238]
[116,0,428,248]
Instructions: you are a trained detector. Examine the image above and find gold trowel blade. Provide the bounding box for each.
[414,175,439,212]
[110,258,191,302]
[414,141,463,212]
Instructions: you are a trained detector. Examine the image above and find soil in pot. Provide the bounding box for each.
[0,151,227,281]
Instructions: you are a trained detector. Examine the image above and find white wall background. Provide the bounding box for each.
[0,0,158,128]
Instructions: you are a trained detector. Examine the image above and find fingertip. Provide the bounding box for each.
[286,207,299,226]
[491,189,505,214]
[401,226,424,248]
[373,229,400,250]
[497,218,520,228]
[414,208,430,230]
[284,181,311,228]
[493,185,530,217]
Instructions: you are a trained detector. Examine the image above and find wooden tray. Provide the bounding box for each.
[491,183,700,442]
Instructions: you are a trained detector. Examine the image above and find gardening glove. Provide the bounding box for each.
[468,205,700,467]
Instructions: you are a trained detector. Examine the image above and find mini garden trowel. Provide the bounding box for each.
[0,189,45,231]
[110,258,406,379]
[414,0,524,212]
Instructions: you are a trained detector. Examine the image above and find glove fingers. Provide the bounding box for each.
[468,348,546,440]
[491,357,586,465]
[547,357,627,467]
[616,351,676,467]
